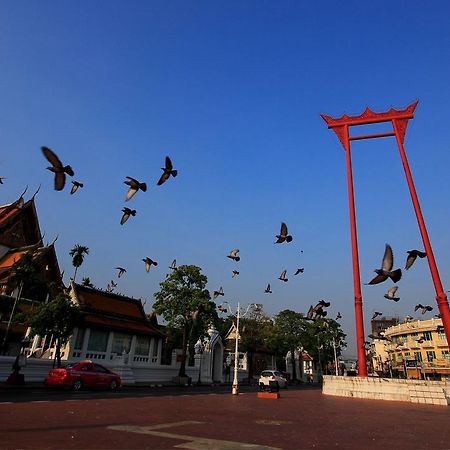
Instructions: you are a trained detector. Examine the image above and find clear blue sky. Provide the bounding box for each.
[1,1,450,355]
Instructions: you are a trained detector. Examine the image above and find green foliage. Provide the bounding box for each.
[28,293,81,367]
[69,244,89,282]
[81,277,94,288]
[153,265,217,377]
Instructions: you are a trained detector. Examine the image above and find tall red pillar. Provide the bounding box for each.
[321,101,450,376]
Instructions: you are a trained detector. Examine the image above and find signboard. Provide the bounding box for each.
[405,360,417,368]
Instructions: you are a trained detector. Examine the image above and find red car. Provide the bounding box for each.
[44,360,121,391]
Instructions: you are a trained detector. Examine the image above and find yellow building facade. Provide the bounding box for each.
[371,318,449,380]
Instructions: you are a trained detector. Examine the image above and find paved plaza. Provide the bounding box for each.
[1,388,450,449]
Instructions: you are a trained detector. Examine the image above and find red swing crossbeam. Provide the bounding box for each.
[321,100,450,377]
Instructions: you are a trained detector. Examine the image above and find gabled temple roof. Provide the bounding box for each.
[70,282,164,337]
[0,197,42,248]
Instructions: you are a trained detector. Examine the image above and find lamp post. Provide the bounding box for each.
[231,302,254,395]
[332,335,339,376]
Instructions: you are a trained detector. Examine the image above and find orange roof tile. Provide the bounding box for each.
[74,284,145,320]
[83,314,162,336]
[0,249,28,270]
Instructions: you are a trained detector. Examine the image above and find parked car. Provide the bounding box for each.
[44,360,121,391]
[258,370,288,389]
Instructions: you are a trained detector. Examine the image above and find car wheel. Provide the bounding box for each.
[109,379,118,391]
[72,379,83,391]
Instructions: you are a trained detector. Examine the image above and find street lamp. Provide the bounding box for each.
[231,302,254,395]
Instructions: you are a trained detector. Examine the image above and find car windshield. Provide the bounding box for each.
[273,371,282,376]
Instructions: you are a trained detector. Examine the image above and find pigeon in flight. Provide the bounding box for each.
[384,286,400,302]
[275,222,293,243]
[110,280,117,288]
[227,249,240,262]
[70,181,84,195]
[213,286,224,299]
[336,312,342,320]
[312,304,327,319]
[306,305,314,320]
[367,244,402,285]
[218,304,228,313]
[41,146,74,191]
[414,304,433,314]
[264,283,272,294]
[278,270,288,282]
[317,300,331,308]
[294,268,304,276]
[157,156,178,186]
[232,270,239,278]
[405,250,427,270]
[124,176,147,201]
[143,257,158,272]
[169,259,177,270]
[372,311,383,320]
[0,177,5,184]
[404,315,413,322]
[368,333,390,341]
[120,207,136,225]
[116,267,127,278]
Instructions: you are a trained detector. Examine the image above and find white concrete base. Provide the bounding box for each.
[322,375,450,406]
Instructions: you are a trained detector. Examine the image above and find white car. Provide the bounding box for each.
[258,370,288,389]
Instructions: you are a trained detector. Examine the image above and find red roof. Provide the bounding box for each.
[0,249,28,271]
[83,314,161,335]
[72,283,163,337]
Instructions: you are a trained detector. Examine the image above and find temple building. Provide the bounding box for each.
[0,192,62,355]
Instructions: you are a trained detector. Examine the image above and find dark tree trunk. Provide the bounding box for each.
[178,323,188,377]
[291,348,297,381]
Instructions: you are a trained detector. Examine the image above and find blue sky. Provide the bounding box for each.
[1,1,450,355]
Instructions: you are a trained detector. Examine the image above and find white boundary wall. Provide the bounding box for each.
[323,375,450,406]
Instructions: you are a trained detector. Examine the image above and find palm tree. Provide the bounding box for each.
[69,244,89,282]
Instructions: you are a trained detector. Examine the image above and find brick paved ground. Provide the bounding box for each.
[1,388,450,449]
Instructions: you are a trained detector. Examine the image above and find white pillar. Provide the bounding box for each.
[81,328,91,358]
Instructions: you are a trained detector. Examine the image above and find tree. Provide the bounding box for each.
[153,265,217,379]
[302,318,347,375]
[28,293,81,367]
[81,277,93,288]
[1,251,48,353]
[69,244,89,282]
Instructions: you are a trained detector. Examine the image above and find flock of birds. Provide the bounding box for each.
[0,147,437,333]
[366,243,437,328]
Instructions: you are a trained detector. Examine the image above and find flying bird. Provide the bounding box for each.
[143,257,158,272]
[312,304,327,319]
[372,311,383,320]
[213,286,224,299]
[0,177,5,184]
[294,268,305,276]
[367,244,402,285]
[227,249,240,262]
[110,280,117,288]
[70,181,84,195]
[124,176,147,201]
[384,286,400,302]
[264,283,272,294]
[169,259,177,270]
[232,270,239,278]
[336,312,342,320]
[116,267,127,278]
[278,270,288,282]
[405,250,427,270]
[157,156,178,186]
[275,222,293,243]
[404,315,413,322]
[414,304,433,314]
[41,146,74,191]
[317,300,331,308]
[218,304,228,313]
[120,207,136,225]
